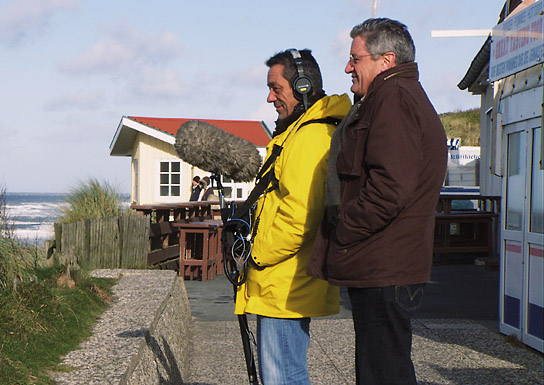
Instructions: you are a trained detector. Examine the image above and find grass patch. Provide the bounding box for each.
[0,264,116,385]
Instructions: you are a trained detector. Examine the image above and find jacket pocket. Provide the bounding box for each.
[337,122,369,177]
[325,231,384,281]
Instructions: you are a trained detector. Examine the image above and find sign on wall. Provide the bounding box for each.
[447,146,481,187]
[490,1,543,81]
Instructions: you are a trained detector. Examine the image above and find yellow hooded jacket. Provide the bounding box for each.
[235,94,351,318]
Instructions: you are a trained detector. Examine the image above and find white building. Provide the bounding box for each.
[446,138,481,187]
[109,116,270,204]
[458,0,543,352]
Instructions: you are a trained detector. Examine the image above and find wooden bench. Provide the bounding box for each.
[146,222,180,266]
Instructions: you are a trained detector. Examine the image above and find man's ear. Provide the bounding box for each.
[382,52,397,70]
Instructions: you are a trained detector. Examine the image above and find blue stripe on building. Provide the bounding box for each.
[504,295,520,329]
[528,303,544,339]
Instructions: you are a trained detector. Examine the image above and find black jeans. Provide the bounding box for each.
[348,284,425,385]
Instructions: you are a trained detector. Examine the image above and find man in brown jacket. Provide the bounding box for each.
[308,18,447,385]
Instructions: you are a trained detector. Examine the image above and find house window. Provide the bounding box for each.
[220,176,247,200]
[159,161,181,197]
[530,127,543,234]
[222,176,233,199]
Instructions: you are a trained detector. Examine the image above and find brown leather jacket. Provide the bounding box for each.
[308,62,447,288]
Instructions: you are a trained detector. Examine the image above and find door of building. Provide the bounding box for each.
[500,118,543,352]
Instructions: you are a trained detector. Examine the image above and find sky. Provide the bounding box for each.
[0,0,506,193]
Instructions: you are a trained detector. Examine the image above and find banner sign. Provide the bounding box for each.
[490,1,543,81]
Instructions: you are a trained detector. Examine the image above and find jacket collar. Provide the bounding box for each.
[272,94,326,137]
[365,62,419,97]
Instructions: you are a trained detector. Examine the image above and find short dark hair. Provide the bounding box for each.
[265,49,324,96]
[351,18,415,64]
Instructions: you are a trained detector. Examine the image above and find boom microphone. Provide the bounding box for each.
[175,120,262,182]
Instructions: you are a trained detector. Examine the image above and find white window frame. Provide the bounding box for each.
[156,159,182,202]
[220,175,248,201]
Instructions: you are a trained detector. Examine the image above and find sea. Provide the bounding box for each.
[4,192,130,247]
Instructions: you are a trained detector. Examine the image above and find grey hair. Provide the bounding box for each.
[350,18,415,64]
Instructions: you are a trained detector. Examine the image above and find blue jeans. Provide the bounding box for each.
[348,284,425,385]
[256,316,311,385]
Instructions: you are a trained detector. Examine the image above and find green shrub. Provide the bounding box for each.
[59,179,126,223]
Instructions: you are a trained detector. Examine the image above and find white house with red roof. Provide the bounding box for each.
[110,116,271,204]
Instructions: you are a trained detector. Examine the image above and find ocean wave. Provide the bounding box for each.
[12,228,55,246]
[6,203,66,218]
[4,192,130,247]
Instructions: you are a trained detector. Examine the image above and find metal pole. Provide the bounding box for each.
[236,291,259,384]
[372,0,377,18]
[216,173,259,384]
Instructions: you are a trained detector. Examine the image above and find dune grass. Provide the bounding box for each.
[0,265,116,384]
[0,182,117,384]
[59,178,127,224]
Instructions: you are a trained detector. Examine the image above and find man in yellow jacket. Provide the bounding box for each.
[235,49,351,384]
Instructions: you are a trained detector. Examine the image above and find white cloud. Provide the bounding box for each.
[330,28,351,62]
[344,0,374,16]
[57,23,187,103]
[250,102,277,130]
[0,121,15,142]
[166,65,268,116]
[60,24,184,75]
[44,91,104,111]
[129,69,186,100]
[0,0,78,46]
[229,65,268,87]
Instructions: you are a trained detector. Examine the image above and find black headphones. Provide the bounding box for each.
[288,49,313,111]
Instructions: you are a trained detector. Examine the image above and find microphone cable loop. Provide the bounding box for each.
[223,203,256,286]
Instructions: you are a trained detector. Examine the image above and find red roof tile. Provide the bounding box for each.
[128,116,271,147]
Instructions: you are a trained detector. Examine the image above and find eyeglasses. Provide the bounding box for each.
[348,53,373,65]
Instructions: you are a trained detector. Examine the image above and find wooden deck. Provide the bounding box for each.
[132,201,242,280]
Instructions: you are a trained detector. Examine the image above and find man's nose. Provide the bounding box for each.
[345,61,353,74]
[267,90,276,103]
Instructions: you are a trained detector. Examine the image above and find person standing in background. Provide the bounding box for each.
[190,176,201,201]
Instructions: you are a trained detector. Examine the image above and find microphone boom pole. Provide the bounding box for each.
[211,174,259,385]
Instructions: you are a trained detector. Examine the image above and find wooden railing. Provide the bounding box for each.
[131,201,243,270]
[131,201,219,223]
[434,194,501,264]
[53,194,502,276]
[136,195,503,271]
